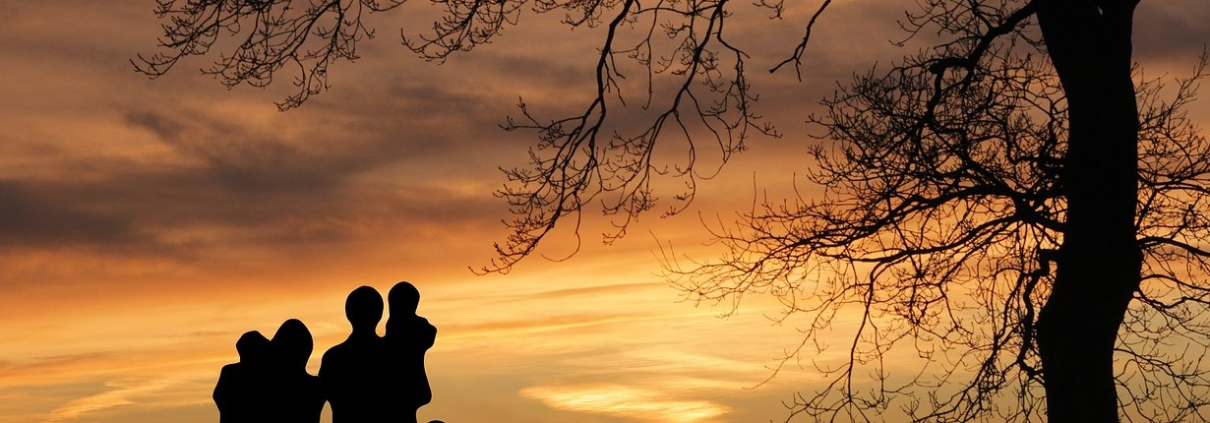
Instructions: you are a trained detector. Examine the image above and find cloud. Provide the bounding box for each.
[0,353,114,382]
[0,180,149,249]
[0,96,511,257]
[1134,2,1210,64]
[0,173,501,253]
[521,384,731,423]
[525,281,670,301]
[123,108,405,195]
[44,378,177,423]
[439,312,665,343]
[0,380,109,423]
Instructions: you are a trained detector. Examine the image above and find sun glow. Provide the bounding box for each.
[521,384,730,422]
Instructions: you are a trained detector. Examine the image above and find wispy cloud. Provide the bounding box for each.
[521,384,731,423]
[44,378,176,423]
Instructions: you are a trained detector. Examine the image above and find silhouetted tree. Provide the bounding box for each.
[674,30,1210,423]
[137,0,1210,421]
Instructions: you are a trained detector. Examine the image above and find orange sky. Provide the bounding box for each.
[2,1,1209,422]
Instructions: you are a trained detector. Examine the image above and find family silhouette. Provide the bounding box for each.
[213,282,438,423]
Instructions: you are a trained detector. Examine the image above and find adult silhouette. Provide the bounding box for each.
[384,281,437,423]
[268,319,325,423]
[214,331,271,423]
[320,286,389,422]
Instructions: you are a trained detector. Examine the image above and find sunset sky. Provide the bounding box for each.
[2,1,1209,422]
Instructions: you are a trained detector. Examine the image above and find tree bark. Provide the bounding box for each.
[1034,1,1142,422]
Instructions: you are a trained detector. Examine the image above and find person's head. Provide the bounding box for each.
[345,285,384,332]
[235,330,271,365]
[272,319,313,370]
[388,281,421,315]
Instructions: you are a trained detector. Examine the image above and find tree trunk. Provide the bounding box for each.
[1034,1,1142,422]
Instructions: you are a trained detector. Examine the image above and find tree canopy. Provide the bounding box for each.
[675,40,1210,423]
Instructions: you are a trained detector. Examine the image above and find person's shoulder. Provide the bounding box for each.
[321,342,351,362]
[218,362,242,375]
[304,373,323,388]
[408,315,432,327]
[319,346,345,378]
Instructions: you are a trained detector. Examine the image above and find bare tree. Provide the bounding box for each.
[670,27,1210,423]
[136,0,1210,421]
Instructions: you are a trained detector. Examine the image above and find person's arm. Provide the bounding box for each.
[318,349,340,406]
[421,318,437,348]
[213,365,234,413]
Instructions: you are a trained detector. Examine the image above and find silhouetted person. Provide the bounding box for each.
[214,331,271,423]
[385,281,437,423]
[320,286,389,422]
[268,319,325,423]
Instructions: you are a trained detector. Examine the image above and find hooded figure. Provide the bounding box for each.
[268,319,325,423]
[214,331,271,423]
